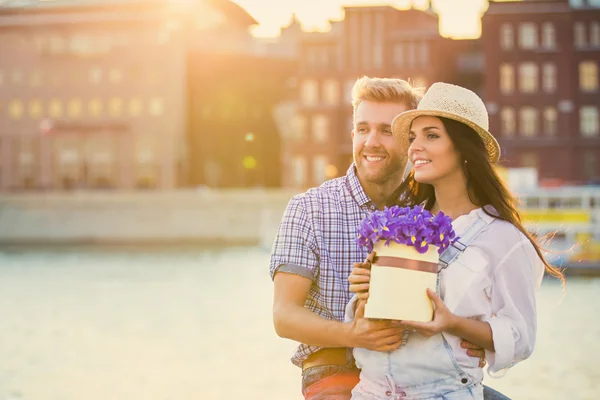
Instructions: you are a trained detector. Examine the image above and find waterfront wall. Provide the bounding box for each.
[0,189,300,246]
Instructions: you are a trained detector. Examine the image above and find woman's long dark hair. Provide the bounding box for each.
[389,117,565,285]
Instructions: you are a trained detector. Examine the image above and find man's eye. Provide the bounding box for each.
[382,129,392,135]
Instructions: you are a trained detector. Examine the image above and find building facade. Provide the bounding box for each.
[0,0,291,190]
[482,0,600,185]
[285,5,476,189]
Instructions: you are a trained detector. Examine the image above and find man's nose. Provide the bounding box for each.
[364,130,380,147]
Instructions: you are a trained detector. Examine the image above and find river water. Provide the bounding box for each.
[0,246,598,400]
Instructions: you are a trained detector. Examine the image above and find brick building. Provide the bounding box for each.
[284,5,478,189]
[482,0,600,185]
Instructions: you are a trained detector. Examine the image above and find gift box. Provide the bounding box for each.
[365,241,439,322]
[356,206,456,322]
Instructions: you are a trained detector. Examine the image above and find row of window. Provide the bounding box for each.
[0,67,161,87]
[499,106,599,137]
[290,155,337,187]
[499,21,600,50]
[518,151,597,180]
[0,97,165,120]
[292,114,330,142]
[499,61,597,94]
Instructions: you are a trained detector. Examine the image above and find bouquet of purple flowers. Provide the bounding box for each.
[356,205,456,255]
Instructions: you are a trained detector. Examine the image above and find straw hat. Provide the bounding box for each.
[392,82,501,163]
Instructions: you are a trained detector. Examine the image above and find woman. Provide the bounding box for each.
[344,82,565,399]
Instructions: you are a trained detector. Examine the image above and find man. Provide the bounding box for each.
[270,77,508,400]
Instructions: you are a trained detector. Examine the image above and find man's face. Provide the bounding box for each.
[352,101,410,185]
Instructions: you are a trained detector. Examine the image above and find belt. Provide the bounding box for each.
[302,348,351,371]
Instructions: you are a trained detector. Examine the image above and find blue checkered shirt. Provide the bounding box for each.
[269,164,377,368]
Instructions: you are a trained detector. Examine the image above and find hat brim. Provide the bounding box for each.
[392,109,501,163]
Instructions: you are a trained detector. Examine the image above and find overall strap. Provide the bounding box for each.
[438,216,490,271]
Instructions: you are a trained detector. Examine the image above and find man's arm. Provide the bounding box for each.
[273,272,406,352]
[273,272,352,347]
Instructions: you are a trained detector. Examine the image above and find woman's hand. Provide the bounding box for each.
[348,252,374,300]
[400,288,458,337]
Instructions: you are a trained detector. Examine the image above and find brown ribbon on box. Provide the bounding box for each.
[373,255,438,274]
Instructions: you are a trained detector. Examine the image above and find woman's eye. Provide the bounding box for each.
[428,133,439,139]
[408,136,415,143]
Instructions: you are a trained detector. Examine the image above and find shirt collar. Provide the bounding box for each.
[346,163,375,209]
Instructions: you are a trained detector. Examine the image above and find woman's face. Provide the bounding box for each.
[407,116,464,186]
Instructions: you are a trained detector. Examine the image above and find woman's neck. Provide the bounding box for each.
[430,178,479,220]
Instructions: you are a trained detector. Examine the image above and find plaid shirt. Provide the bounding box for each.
[269,164,377,368]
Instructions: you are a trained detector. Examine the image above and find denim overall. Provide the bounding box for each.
[352,216,490,400]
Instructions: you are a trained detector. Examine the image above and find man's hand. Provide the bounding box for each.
[462,340,487,368]
[348,300,405,352]
[348,253,374,300]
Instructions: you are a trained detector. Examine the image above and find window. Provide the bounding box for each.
[88,98,103,117]
[344,80,355,105]
[292,115,307,140]
[520,107,538,136]
[129,98,143,117]
[500,64,514,94]
[579,61,598,91]
[580,106,599,136]
[48,99,63,118]
[520,152,539,169]
[574,22,586,48]
[419,42,429,66]
[362,14,371,69]
[519,63,539,93]
[592,22,600,47]
[67,99,82,118]
[501,107,516,136]
[292,155,306,187]
[8,100,24,120]
[89,67,102,85]
[301,79,318,106]
[373,13,384,69]
[313,155,328,185]
[500,23,514,50]
[541,22,556,49]
[11,70,23,85]
[29,71,42,87]
[407,42,416,68]
[393,44,405,67]
[149,97,164,116]
[28,100,43,120]
[519,23,538,49]
[109,68,123,84]
[108,97,124,117]
[323,80,339,106]
[542,63,557,93]
[544,107,557,136]
[312,114,329,143]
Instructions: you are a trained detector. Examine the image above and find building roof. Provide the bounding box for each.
[487,0,600,14]
[0,0,257,25]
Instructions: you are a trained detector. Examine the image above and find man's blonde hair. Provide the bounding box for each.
[351,76,425,121]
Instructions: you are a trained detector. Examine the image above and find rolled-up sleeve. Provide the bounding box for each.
[484,240,544,376]
[269,195,319,281]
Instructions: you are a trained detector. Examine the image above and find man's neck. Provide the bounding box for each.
[358,174,403,210]
[431,179,478,220]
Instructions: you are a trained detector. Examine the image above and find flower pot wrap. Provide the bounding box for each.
[364,241,438,322]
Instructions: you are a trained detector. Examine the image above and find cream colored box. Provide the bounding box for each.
[364,241,439,322]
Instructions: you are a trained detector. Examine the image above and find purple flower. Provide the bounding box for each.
[356,205,457,255]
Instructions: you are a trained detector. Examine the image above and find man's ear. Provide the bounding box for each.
[351,129,355,140]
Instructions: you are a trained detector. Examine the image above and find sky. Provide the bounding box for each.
[232,0,516,39]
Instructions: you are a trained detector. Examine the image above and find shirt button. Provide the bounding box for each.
[385,391,392,396]
[461,378,468,384]
[398,391,407,397]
